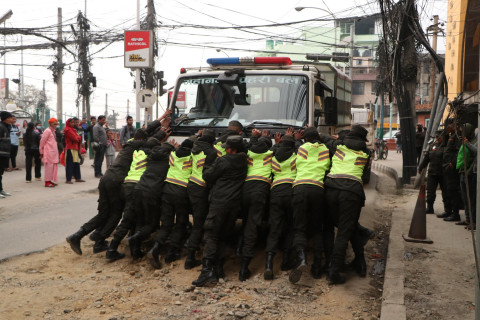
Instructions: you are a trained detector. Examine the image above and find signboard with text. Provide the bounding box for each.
[124,30,153,68]
[0,78,8,99]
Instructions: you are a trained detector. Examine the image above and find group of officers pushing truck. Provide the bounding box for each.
[67,112,375,286]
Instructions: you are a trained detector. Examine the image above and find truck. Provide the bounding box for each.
[167,56,352,138]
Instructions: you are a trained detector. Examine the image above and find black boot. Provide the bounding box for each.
[93,239,109,253]
[444,211,461,222]
[264,252,275,280]
[437,211,451,218]
[106,238,126,262]
[216,258,225,280]
[127,232,144,260]
[89,230,103,242]
[165,247,181,264]
[66,228,88,255]
[358,225,375,246]
[185,250,202,270]
[310,255,322,279]
[289,249,307,284]
[281,249,293,271]
[192,259,217,287]
[238,257,252,281]
[346,254,367,277]
[426,202,434,214]
[327,260,346,285]
[147,242,162,269]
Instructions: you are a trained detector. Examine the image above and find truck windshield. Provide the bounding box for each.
[171,74,307,127]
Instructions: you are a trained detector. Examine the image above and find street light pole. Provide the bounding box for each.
[0,10,13,80]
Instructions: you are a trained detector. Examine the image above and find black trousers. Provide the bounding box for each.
[81,178,125,238]
[326,187,363,272]
[65,149,81,181]
[426,174,447,210]
[111,182,137,242]
[292,184,332,257]
[94,145,106,176]
[9,145,18,168]
[187,183,209,251]
[25,149,41,181]
[265,183,294,254]
[444,168,462,213]
[155,182,191,250]
[133,190,161,239]
[0,157,7,191]
[202,204,240,260]
[241,180,270,258]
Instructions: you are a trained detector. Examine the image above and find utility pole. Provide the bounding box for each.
[105,93,108,116]
[349,24,354,78]
[20,36,24,107]
[127,98,130,116]
[144,0,156,125]
[75,11,93,119]
[57,7,63,123]
[429,15,439,103]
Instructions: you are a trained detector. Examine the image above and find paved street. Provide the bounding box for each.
[0,156,99,260]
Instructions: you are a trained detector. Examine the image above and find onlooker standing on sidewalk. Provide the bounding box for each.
[24,122,42,183]
[39,118,60,187]
[0,111,15,198]
[394,130,402,153]
[415,124,425,165]
[119,116,136,146]
[85,116,96,152]
[64,118,84,184]
[93,115,107,178]
[105,129,117,168]
[8,116,21,171]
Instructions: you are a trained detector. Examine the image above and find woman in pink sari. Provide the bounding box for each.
[40,118,59,187]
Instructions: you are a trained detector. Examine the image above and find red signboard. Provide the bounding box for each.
[124,30,153,68]
[175,91,186,108]
[0,78,8,99]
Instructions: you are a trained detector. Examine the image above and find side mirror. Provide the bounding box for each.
[324,97,338,125]
[234,93,251,105]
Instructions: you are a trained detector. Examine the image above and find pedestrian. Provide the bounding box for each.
[35,122,43,134]
[8,116,21,171]
[64,118,85,184]
[85,116,96,152]
[93,115,107,178]
[325,125,371,285]
[119,115,136,146]
[415,123,425,165]
[0,111,15,198]
[184,129,217,270]
[147,137,194,267]
[105,129,117,168]
[394,130,402,153]
[192,135,247,287]
[24,122,42,183]
[55,126,64,155]
[264,129,297,280]
[418,131,447,214]
[21,120,28,138]
[239,130,273,281]
[288,126,333,284]
[39,118,60,187]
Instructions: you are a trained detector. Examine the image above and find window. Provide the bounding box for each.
[352,82,365,95]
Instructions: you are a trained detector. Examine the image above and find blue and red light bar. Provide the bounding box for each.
[206,57,292,66]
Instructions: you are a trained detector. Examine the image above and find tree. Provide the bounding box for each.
[2,84,48,117]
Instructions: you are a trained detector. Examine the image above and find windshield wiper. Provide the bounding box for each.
[174,115,227,129]
[245,121,302,128]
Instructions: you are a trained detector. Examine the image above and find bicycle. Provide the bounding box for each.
[374,138,388,160]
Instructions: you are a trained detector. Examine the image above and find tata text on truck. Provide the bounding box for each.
[168,57,352,138]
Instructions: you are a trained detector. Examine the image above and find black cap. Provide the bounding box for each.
[221,135,244,150]
[349,125,369,142]
[181,138,194,149]
[258,136,272,148]
[303,127,320,140]
[0,111,13,121]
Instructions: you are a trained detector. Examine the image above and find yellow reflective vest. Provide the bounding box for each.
[165,151,192,187]
[189,151,207,187]
[214,141,226,158]
[271,153,297,188]
[293,142,331,188]
[124,150,148,183]
[245,150,273,184]
[327,144,368,184]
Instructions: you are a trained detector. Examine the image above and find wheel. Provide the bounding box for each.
[383,145,388,160]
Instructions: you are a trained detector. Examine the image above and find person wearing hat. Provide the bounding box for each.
[193,135,247,287]
[264,128,298,280]
[324,124,371,285]
[415,123,426,165]
[0,111,15,198]
[39,118,60,187]
[238,129,274,281]
[418,130,447,214]
[289,126,333,284]
[66,118,163,256]
[213,120,243,157]
[146,137,194,267]
[184,128,218,270]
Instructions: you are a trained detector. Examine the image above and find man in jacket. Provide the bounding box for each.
[64,118,84,183]
[93,115,108,178]
[325,125,370,284]
[192,135,248,287]
[0,111,14,198]
[119,116,136,146]
[185,129,217,270]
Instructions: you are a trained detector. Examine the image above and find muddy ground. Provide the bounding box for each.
[0,173,398,320]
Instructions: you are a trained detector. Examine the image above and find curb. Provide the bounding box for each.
[372,161,402,189]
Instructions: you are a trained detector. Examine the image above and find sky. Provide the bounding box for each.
[1,0,447,127]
